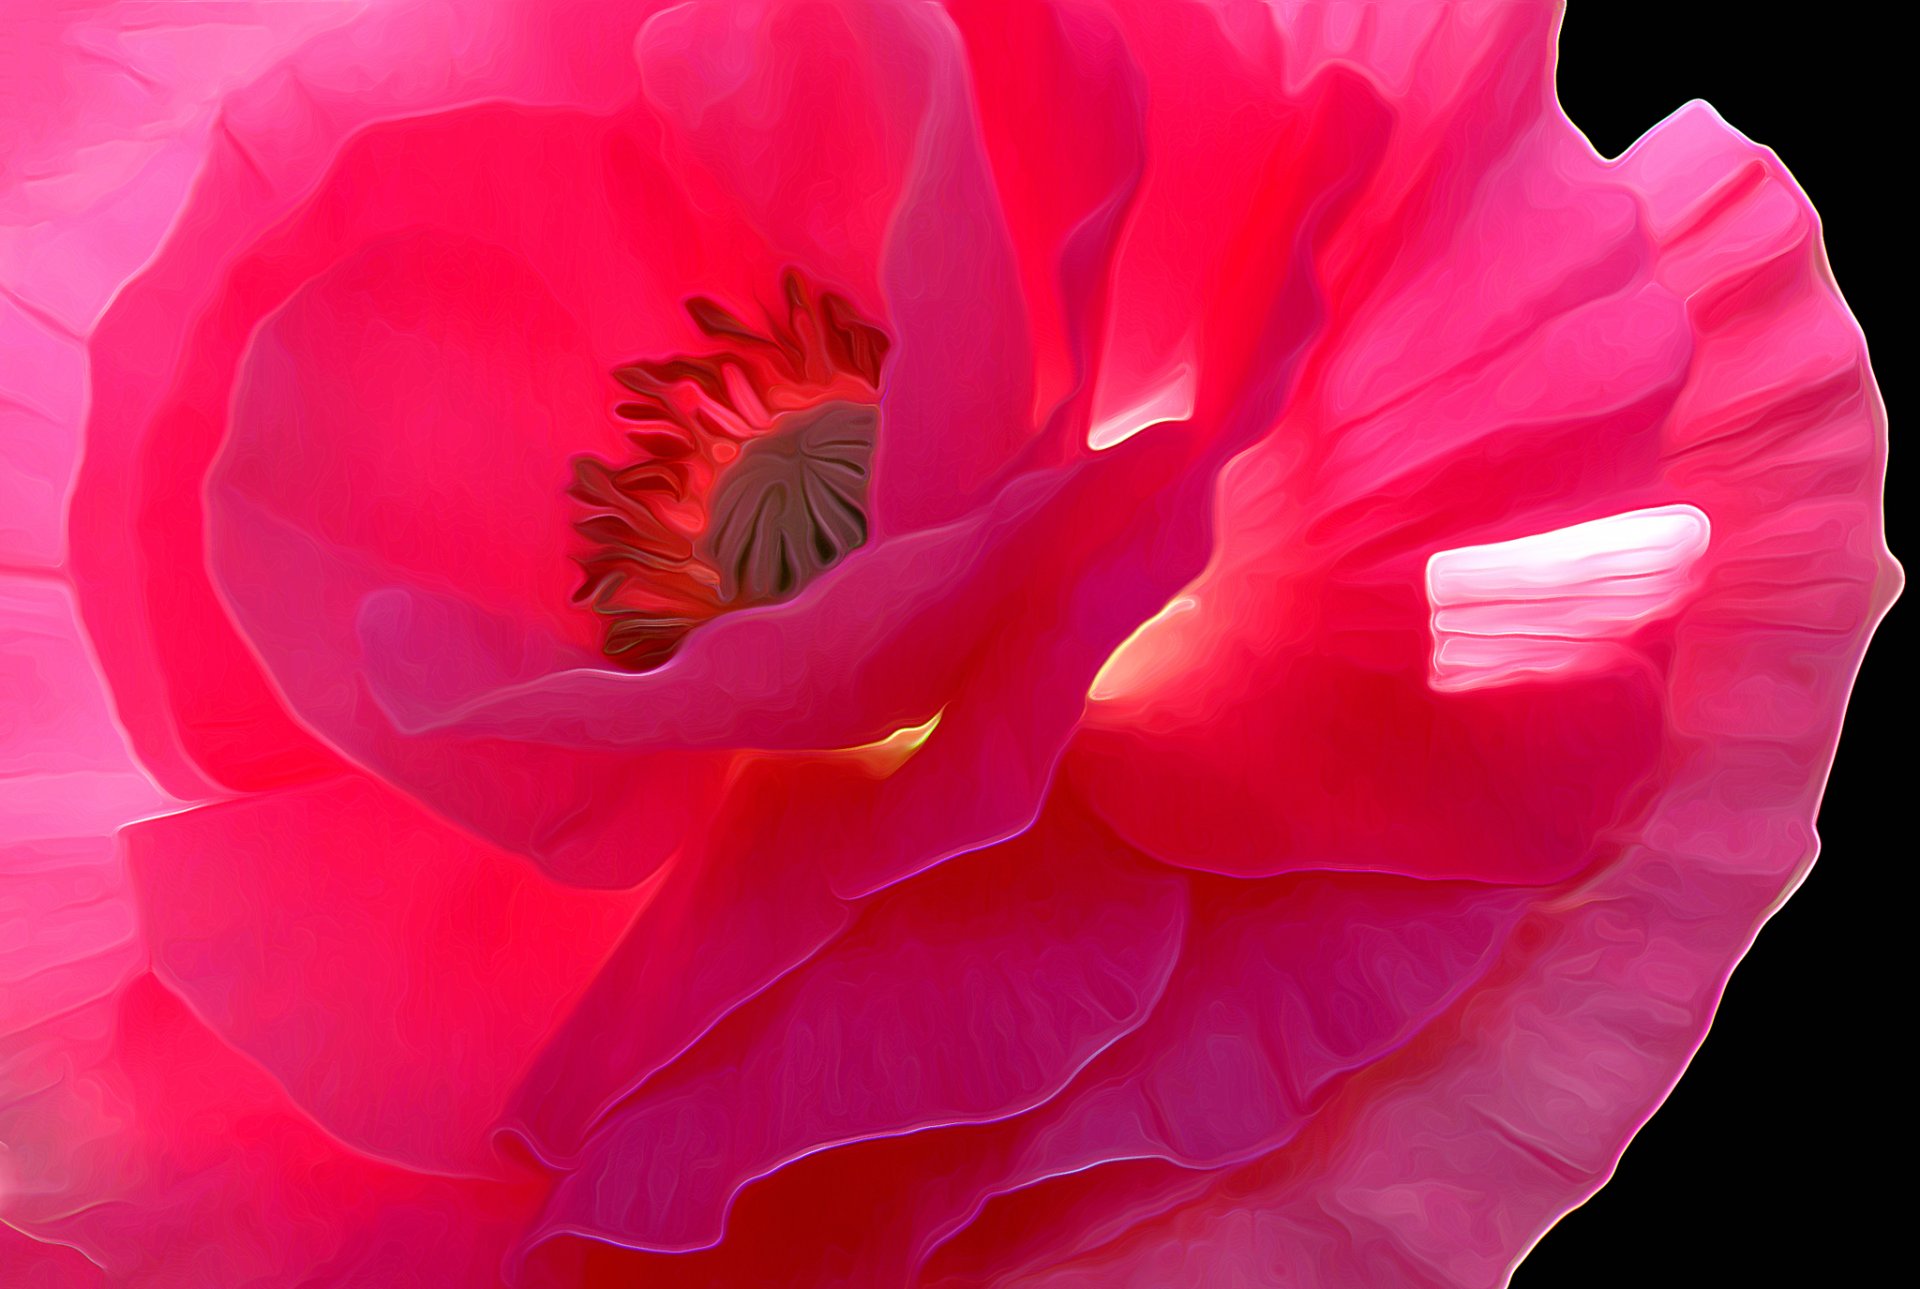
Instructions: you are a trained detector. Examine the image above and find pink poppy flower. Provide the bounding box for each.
[0,1,1895,1285]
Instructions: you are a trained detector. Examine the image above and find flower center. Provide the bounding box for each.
[701,401,876,604]
[568,272,889,669]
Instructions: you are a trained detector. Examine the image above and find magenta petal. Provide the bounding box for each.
[201,219,748,886]
[0,0,363,335]
[0,301,85,570]
[1068,140,1701,884]
[0,575,153,1102]
[0,576,167,845]
[1,975,544,1286]
[633,0,920,303]
[874,872,1523,1287]
[959,59,1896,1289]
[8,0,1894,1283]
[863,8,1039,536]
[500,753,861,1160]
[0,1223,104,1289]
[124,772,645,1175]
[525,804,1186,1255]
[1063,24,1885,901]
[210,230,613,664]
[67,0,687,801]
[373,51,1397,901]
[491,866,1521,1287]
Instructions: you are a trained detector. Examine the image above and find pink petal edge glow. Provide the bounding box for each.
[0,3,1897,1287]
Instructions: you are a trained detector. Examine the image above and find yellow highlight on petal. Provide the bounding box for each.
[832,708,943,775]
[1088,595,1199,702]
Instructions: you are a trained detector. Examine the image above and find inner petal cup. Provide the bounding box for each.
[86,0,1385,906]
[65,3,723,804]
[186,3,1212,897]
[169,1,1168,893]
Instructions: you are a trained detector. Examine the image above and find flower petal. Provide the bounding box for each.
[499,751,859,1161]
[506,865,1523,1286]
[1,975,545,1286]
[1069,11,1708,886]
[636,0,1140,533]
[0,1224,104,1289]
[0,1,378,576]
[374,29,1393,901]
[212,229,613,661]
[0,1,368,333]
[122,771,647,1175]
[524,801,1187,1256]
[941,76,1897,1289]
[67,0,684,800]
[0,302,86,570]
[0,573,154,1126]
[0,576,167,846]
[944,0,1147,436]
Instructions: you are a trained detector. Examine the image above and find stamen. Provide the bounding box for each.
[568,273,890,669]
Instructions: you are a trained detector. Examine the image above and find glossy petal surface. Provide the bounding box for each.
[1,2,1894,1286]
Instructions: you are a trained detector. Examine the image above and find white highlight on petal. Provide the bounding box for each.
[1087,362,1195,451]
[1425,504,1711,692]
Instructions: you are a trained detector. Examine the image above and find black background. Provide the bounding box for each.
[1514,5,1903,1286]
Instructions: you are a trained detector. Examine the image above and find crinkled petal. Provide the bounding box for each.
[0,1,371,333]
[0,1,374,571]
[197,146,742,883]
[0,576,167,845]
[0,574,156,1161]
[957,77,1896,1289]
[944,0,1147,442]
[499,748,943,1163]
[19,5,1893,1286]
[0,1224,105,1289]
[73,0,1153,900]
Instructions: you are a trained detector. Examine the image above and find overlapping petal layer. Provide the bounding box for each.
[3,975,544,1287]
[66,0,686,802]
[2,0,1894,1285]
[1028,75,1894,1289]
